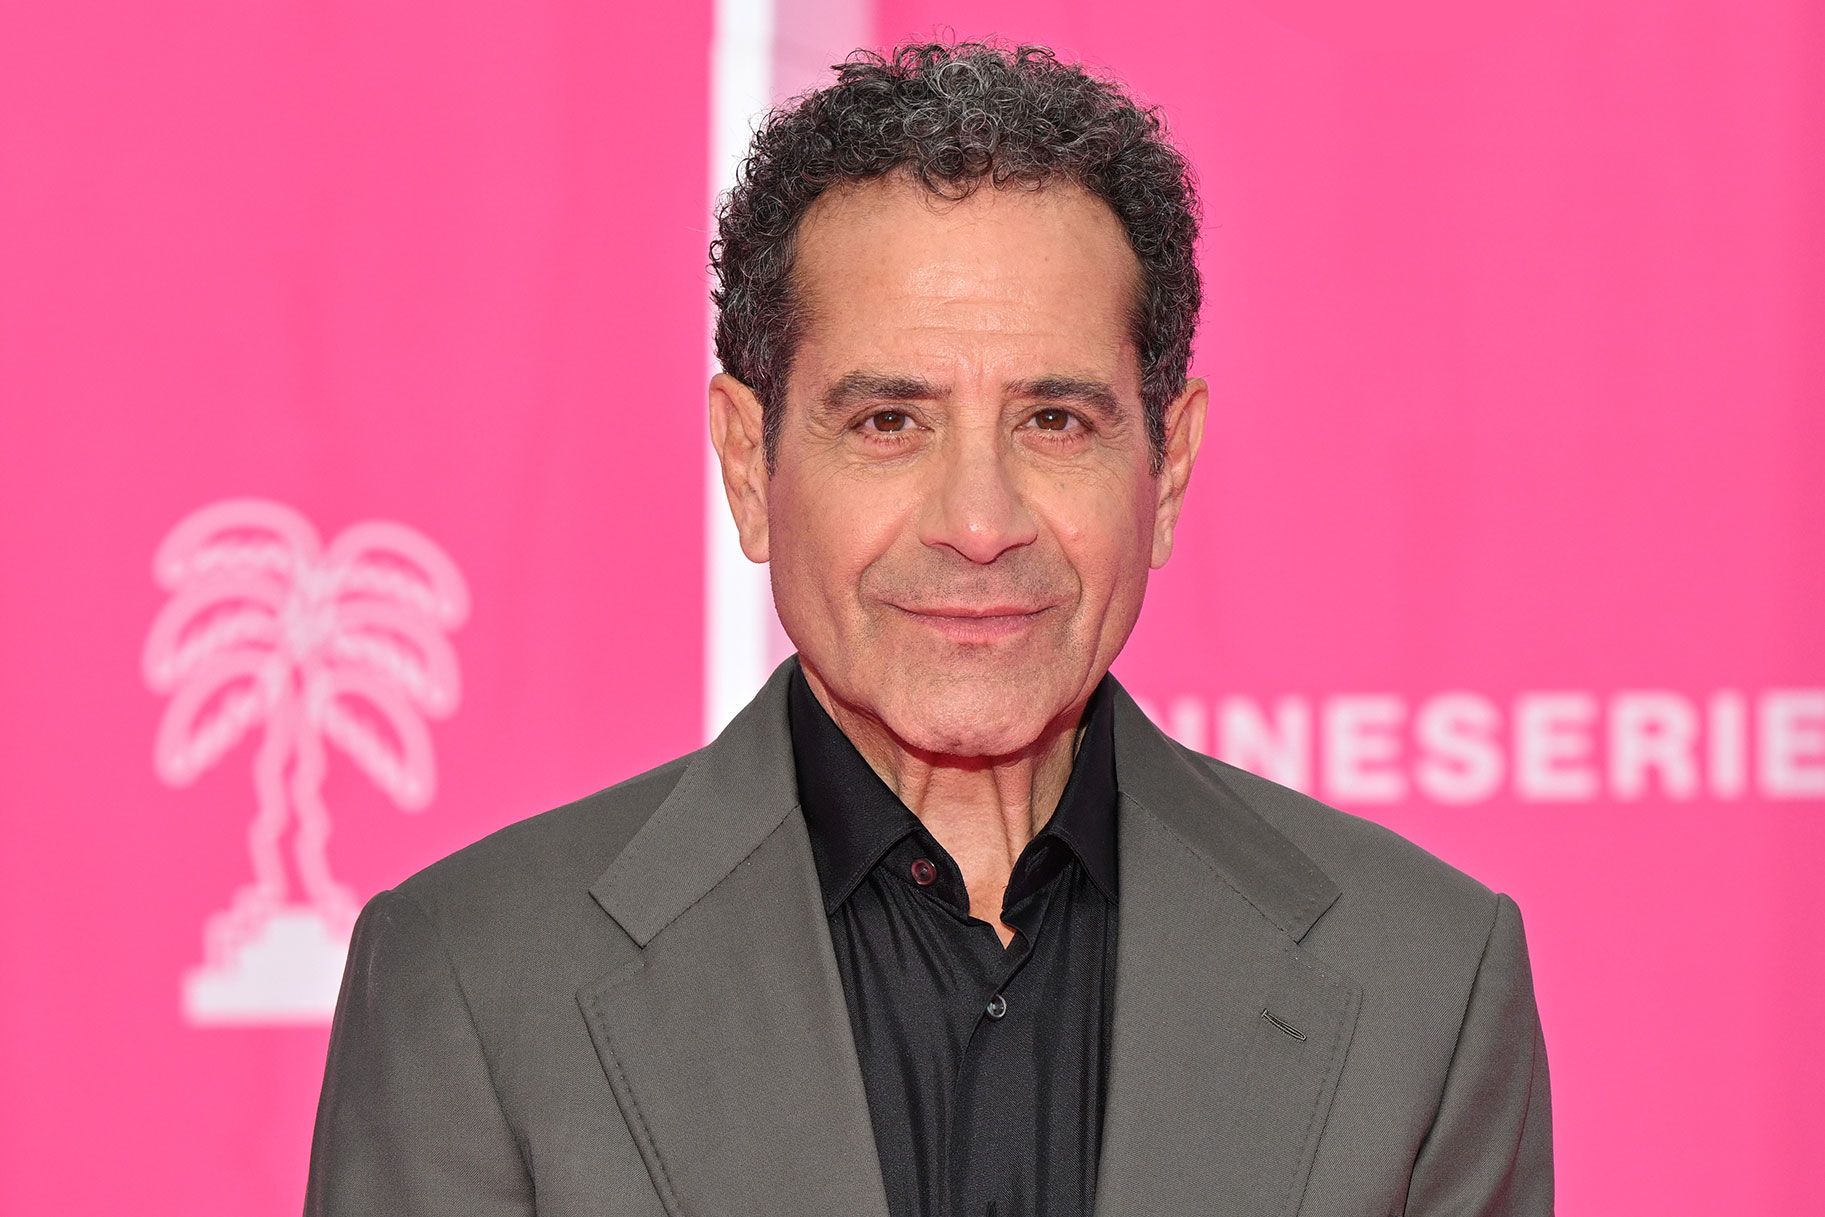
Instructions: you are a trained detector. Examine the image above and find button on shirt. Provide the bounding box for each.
[789,670,1119,1217]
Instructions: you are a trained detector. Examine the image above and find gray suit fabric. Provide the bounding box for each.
[307,659,1552,1216]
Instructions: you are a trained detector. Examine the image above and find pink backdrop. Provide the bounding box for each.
[3,2,1820,1214]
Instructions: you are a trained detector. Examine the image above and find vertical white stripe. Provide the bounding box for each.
[705,0,872,739]
[704,0,777,739]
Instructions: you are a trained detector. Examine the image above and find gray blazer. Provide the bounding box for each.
[307,660,1551,1216]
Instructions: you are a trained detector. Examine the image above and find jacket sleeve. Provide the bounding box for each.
[1404,893,1554,1217]
[305,889,536,1217]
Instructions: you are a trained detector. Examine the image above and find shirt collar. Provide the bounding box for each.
[789,663,1119,914]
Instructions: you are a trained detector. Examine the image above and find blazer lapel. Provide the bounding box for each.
[573,666,1355,1216]
[577,661,891,1217]
[1096,685,1362,1217]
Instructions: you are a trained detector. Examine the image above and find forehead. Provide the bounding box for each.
[789,176,1141,387]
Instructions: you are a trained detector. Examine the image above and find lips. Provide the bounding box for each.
[886,602,1054,643]
[893,604,1050,619]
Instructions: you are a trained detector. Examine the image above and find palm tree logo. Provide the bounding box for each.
[143,498,468,1024]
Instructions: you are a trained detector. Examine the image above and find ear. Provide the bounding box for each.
[1151,377,1208,570]
[708,372,772,563]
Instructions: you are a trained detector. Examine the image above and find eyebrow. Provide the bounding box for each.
[817,372,944,419]
[1007,377,1123,424]
[815,372,1125,424]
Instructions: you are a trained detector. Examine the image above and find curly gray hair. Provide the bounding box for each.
[711,41,1202,471]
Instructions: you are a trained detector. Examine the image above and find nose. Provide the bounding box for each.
[917,424,1038,564]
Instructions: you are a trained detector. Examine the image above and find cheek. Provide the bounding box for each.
[1037,477,1157,601]
[770,468,915,610]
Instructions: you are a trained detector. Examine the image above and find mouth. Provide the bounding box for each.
[886,603,1055,643]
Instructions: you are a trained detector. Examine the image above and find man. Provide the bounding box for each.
[308,42,1551,1217]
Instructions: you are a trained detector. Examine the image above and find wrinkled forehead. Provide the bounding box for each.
[786,175,1144,390]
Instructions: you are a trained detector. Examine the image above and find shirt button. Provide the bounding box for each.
[985,993,1008,1020]
[910,858,937,886]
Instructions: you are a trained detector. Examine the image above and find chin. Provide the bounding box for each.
[873,665,1080,759]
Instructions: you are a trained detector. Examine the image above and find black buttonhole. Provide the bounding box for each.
[1261,1008,1307,1041]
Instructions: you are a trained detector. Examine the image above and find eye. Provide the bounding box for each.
[1028,407,1081,432]
[861,409,915,433]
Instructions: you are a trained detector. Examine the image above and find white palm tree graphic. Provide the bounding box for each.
[144,499,468,955]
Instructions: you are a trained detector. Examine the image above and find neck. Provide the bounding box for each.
[801,667,1087,942]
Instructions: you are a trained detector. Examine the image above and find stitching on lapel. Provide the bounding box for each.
[1123,789,1363,1215]
[645,801,794,946]
[1123,788,1289,940]
[1189,752,1341,936]
[597,790,795,948]
[1277,948,1360,1216]
[1124,791,1357,999]
[1124,789,1359,996]
[577,813,801,1216]
[581,986,687,1217]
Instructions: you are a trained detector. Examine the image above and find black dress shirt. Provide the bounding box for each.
[789,669,1119,1217]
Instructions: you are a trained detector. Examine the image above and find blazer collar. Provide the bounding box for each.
[591,656,1341,941]
[581,658,1355,1217]
[578,657,891,1217]
[589,658,802,946]
[1107,680,1340,941]
[1096,682,1358,1216]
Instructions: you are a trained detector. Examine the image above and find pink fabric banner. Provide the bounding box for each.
[2,3,709,1212]
[872,2,1825,1211]
[2,1,1820,1214]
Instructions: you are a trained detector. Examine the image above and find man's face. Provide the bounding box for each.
[718,176,1203,758]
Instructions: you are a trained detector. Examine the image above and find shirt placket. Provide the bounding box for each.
[944,880,1057,1217]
